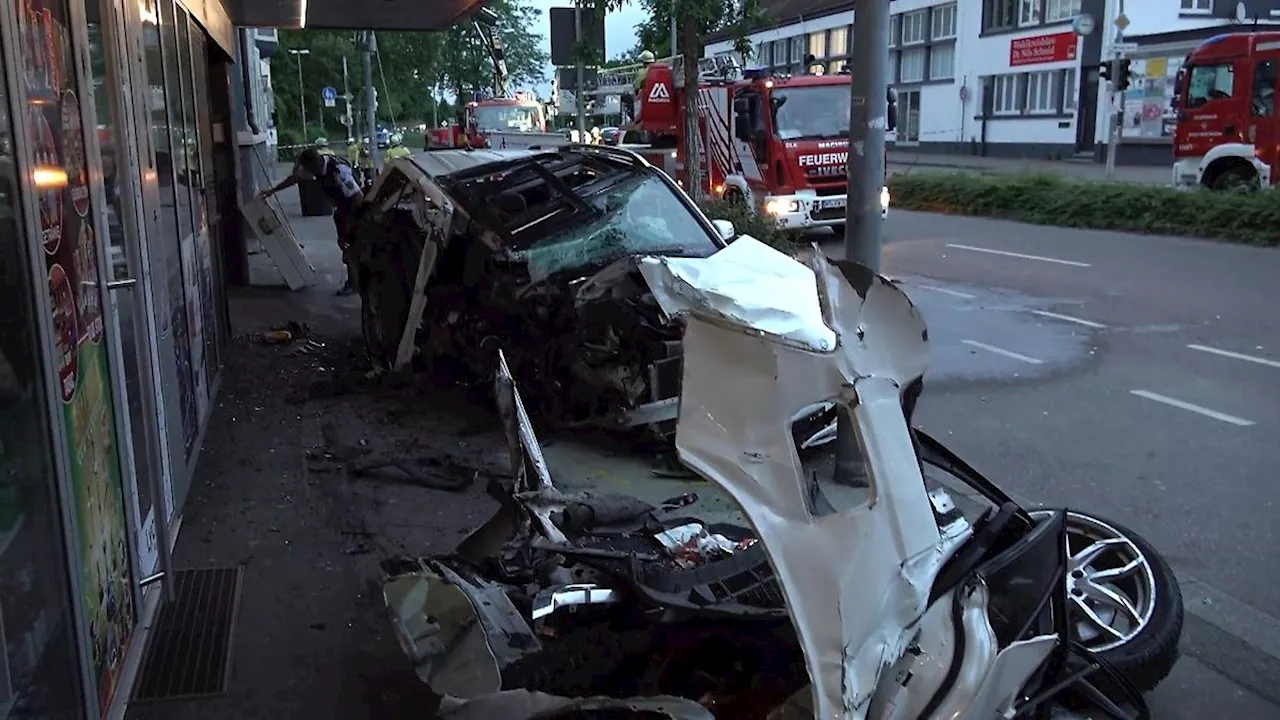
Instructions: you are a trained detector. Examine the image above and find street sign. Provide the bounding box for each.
[321,86,337,108]
[1114,13,1130,31]
[1112,41,1138,54]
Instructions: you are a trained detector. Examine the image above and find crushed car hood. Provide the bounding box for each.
[639,237,948,716]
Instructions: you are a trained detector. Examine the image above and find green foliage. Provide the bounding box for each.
[604,0,762,60]
[272,0,547,137]
[886,171,1280,247]
[698,197,791,251]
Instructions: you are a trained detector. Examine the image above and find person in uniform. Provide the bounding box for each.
[385,133,412,160]
[261,148,365,295]
[315,137,336,156]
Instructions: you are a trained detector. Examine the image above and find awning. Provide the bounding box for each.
[225,0,488,30]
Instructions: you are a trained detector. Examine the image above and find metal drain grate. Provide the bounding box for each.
[131,567,244,702]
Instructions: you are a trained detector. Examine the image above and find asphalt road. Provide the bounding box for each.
[813,213,1280,717]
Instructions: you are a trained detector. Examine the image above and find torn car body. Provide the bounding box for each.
[350,145,839,444]
[381,238,1182,719]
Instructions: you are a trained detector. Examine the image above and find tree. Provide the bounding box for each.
[598,0,761,200]
[271,0,547,140]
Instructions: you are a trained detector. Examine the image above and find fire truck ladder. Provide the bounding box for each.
[588,54,743,97]
[473,20,510,99]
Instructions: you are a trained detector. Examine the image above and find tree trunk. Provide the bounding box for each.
[680,13,703,201]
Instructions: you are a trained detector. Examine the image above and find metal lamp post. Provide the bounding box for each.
[289,48,311,139]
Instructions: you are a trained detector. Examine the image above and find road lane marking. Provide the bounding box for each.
[961,339,1043,365]
[1187,344,1280,370]
[1129,390,1255,427]
[917,284,976,299]
[1031,310,1107,329]
[945,243,1092,267]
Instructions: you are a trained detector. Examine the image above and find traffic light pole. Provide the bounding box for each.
[834,0,890,487]
[1105,2,1125,179]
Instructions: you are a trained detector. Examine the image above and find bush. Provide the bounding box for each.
[697,197,792,251]
[886,171,1280,247]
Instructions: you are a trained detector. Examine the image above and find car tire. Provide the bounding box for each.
[1032,510,1183,694]
[1211,165,1259,192]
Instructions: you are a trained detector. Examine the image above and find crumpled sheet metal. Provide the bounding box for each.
[638,236,839,353]
[438,690,716,720]
[672,250,947,717]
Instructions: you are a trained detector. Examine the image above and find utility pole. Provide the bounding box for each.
[362,31,381,172]
[573,1,587,140]
[835,0,890,486]
[1105,1,1126,179]
[289,48,311,138]
[342,55,353,140]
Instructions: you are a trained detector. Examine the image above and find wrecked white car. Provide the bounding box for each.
[350,145,838,446]
[380,238,1183,719]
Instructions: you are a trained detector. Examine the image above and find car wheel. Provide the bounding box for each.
[1030,509,1183,693]
[1211,165,1259,192]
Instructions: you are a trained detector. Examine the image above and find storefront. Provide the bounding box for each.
[0,0,232,717]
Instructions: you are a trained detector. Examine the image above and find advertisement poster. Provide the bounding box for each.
[1123,56,1183,139]
[19,0,135,713]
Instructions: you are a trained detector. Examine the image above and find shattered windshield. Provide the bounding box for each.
[474,104,542,132]
[772,85,851,140]
[512,175,720,281]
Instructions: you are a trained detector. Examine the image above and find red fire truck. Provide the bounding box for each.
[592,56,893,232]
[1173,31,1280,190]
[427,95,560,150]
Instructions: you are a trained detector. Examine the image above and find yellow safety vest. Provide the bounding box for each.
[386,145,412,160]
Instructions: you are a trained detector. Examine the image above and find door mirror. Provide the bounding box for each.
[711,218,736,241]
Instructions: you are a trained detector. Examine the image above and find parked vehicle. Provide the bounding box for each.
[1173,31,1280,190]
[382,238,1183,720]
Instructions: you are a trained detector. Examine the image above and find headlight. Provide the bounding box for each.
[766,198,800,215]
[880,186,890,211]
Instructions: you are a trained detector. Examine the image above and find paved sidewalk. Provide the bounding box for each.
[887,150,1172,185]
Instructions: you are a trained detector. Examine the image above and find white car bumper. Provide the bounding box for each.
[1172,158,1200,189]
[764,187,890,230]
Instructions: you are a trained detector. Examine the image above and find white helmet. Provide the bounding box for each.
[639,50,656,63]
[314,137,329,147]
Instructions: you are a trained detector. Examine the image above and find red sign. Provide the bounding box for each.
[1009,32,1079,67]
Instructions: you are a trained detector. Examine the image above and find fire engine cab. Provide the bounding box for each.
[591,55,892,232]
[1173,31,1280,190]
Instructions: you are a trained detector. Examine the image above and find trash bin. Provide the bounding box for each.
[298,177,332,217]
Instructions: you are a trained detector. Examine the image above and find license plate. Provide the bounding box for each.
[819,198,846,210]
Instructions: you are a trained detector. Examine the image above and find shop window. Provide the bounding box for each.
[828,60,845,75]
[1026,70,1057,113]
[1181,0,1213,12]
[808,31,826,59]
[1063,68,1078,110]
[757,41,770,66]
[985,0,1020,32]
[790,36,804,65]
[993,74,1021,114]
[929,44,956,81]
[900,47,927,83]
[829,26,849,57]
[932,4,958,40]
[1044,0,1082,23]
[902,10,927,45]
[889,16,899,47]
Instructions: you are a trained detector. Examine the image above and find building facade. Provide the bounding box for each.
[0,0,240,717]
[704,0,1280,164]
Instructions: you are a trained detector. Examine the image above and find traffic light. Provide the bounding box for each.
[1099,60,1112,82]
[1116,59,1133,91]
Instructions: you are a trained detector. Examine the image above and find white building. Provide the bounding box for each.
[704,0,1280,164]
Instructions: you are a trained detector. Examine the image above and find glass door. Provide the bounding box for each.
[84,0,173,592]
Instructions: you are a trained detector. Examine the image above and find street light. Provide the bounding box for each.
[288,48,311,139]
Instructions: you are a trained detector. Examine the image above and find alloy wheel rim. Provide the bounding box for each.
[1030,510,1157,653]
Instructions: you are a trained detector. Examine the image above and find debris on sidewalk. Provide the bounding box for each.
[259,320,312,345]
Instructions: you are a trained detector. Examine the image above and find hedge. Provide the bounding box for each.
[697,197,790,250]
[886,171,1280,247]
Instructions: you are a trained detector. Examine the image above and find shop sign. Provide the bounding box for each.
[1010,31,1079,67]
[19,0,136,713]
